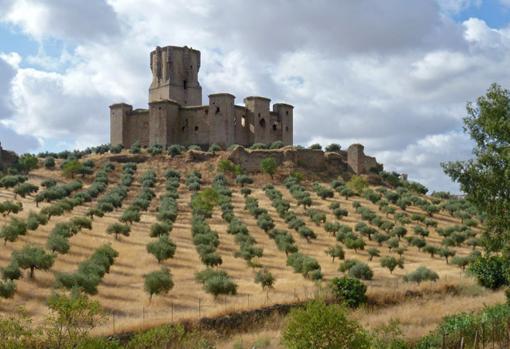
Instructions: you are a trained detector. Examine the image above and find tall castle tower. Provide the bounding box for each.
[149,46,202,106]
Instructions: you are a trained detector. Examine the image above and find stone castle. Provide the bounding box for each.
[110,45,293,148]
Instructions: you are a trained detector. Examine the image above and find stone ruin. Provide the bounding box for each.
[228,143,381,175]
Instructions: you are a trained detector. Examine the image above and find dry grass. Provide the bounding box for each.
[0,151,493,341]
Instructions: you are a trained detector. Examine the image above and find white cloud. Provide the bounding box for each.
[0,0,508,192]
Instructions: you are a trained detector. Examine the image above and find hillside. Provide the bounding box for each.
[0,148,499,342]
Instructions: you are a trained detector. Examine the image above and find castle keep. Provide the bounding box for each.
[110,46,293,148]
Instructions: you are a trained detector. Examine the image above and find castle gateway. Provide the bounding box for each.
[110,46,293,149]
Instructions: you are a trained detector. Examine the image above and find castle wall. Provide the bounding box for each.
[233,106,252,146]
[208,94,236,147]
[245,97,272,144]
[111,45,294,149]
[273,103,293,145]
[125,111,150,147]
[179,106,210,146]
[110,103,132,148]
[347,144,382,174]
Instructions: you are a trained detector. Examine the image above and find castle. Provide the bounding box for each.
[110,46,293,149]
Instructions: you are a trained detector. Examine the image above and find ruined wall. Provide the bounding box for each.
[228,145,379,176]
[347,144,382,174]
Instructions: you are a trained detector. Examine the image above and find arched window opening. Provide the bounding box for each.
[259,118,266,128]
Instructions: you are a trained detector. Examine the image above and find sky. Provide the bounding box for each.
[0,0,509,193]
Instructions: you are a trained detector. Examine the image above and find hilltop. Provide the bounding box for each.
[0,144,500,347]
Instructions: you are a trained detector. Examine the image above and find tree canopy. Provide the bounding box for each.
[442,83,510,249]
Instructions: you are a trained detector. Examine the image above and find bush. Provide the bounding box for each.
[147,235,176,263]
[281,300,370,349]
[208,143,222,153]
[260,157,277,179]
[130,141,141,154]
[168,144,183,157]
[404,266,439,284]
[0,279,16,298]
[144,267,174,302]
[346,175,368,194]
[254,268,275,290]
[44,157,56,169]
[195,269,238,298]
[309,143,322,150]
[325,143,341,152]
[329,277,367,308]
[468,255,508,289]
[270,140,284,149]
[348,262,373,280]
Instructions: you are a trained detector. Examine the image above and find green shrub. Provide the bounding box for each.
[348,262,373,280]
[329,277,367,308]
[281,300,370,349]
[144,267,174,302]
[468,255,508,289]
[404,266,439,284]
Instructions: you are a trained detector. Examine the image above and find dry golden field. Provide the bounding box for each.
[0,151,499,343]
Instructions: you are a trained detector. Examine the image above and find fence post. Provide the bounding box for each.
[112,312,115,335]
[492,323,495,349]
[482,323,485,349]
[171,302,174,322]
[442,333,446,349]
[474,330,479,349]
[198,298,201,318]
[142,305,145,326]
[460,336,464,349]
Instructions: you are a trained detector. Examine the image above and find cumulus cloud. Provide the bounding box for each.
[0,0,120,42]
[0,0,509,192]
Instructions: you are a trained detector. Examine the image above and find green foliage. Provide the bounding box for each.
[348,261,373,280]
[325,245,345,262]
[106,223,131,240]
[0,279,16,298]
[17,153,39,173]
[14,182,38,198]
[346,175,368,194]
[235,174,253,187]
[308,143,322,150]
[254,268,275,290]
[191,188,219,218]
[147,235,176,263]
[325,143,341,152]
[467,255,508,289]
[329,277,367,308]
[442,83,510,247]
[403,266,439,284]
[380,256,402,274]
[195,268,238,298]
[46,291,104,348]
[62,160,83,178]
[270,140,284,149]
[281,300,370,349]
[260,157,277,179]
[44,156,56,169]
[130,141,141,154]
[217,159,241,176]
[13,245,54,278]
[0,200,23,217]
[144,267,174,301]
